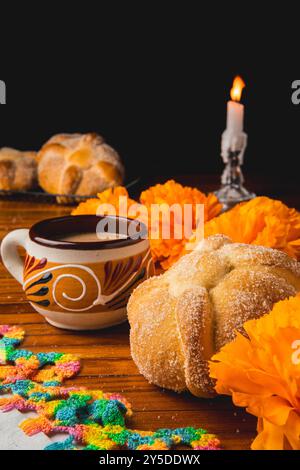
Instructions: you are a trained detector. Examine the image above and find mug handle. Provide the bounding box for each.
[1,229,29,285]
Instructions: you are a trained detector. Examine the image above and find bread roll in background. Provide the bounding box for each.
[37,133,124,196]
[127,235,300,398]
[0,147,37,191]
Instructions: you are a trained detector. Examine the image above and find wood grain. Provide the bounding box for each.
[0,175,299,450]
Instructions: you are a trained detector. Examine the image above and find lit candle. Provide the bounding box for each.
[216,75,255,207]
[221,76,247,159]
[227,76,245,134]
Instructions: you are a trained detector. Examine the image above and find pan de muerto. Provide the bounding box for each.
[127,235,300,397]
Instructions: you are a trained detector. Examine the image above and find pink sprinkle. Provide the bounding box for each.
[53,425,71,433]
[69,425,84,440]
[57,361,80,372]
[0,325,10,334]
[108,393,123,400]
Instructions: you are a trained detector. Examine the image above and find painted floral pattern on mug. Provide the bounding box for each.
[23,249,154,313]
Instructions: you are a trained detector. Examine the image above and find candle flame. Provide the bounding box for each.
[230,76,245,102]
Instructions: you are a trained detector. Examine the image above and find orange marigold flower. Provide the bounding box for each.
[140,180,222,269]
[210,294,300,450]
[203,196,300,261]
[71,186,139,218]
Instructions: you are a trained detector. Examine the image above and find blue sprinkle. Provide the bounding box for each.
[29,392,51,402]
[10,349,33,360]
[56,406,78,426]
[127,433,154,450]
[1,337,21,347]
[37,352,62,366]
[0,384,10,393]
[10,380,35,397]
[43,381,61,387]
[45,436,75,450]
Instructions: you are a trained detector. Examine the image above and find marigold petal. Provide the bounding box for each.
[210,294,300,450]
[202,197,300,261]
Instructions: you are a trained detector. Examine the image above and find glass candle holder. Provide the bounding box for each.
[215,132,256,211]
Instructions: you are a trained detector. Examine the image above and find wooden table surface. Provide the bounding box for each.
[0,175,299,451]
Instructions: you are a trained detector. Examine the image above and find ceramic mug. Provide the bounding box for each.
[1,215,154,330]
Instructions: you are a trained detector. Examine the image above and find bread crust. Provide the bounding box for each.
[37,133,124,196]
[0,147,37,191]
[175,287,215,397]
[127,235,300,397]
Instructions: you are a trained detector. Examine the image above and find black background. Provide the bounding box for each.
[0,5,299,183]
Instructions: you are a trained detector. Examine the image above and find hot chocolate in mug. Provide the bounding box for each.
[1,215,154,330]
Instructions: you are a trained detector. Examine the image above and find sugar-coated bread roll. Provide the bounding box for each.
[0,147,37,191]
[127,235,300,397]
[37,133,124,196]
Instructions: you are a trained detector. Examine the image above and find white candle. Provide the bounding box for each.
[226,100,244,136]
[221,76,246,159]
